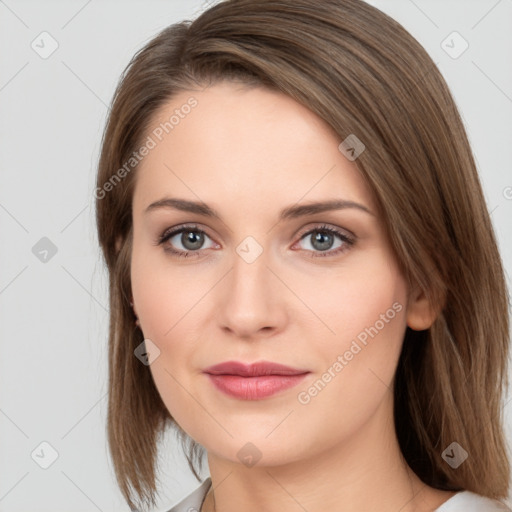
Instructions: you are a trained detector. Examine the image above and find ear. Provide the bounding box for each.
[406,286,442,331]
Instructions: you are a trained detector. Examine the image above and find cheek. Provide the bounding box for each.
[130,252,200,431]
[130,245,213,413]
[299,249,407,351]
[130,243,201,338]
[296,256,408,422]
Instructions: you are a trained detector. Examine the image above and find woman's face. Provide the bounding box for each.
[130,81,416,467]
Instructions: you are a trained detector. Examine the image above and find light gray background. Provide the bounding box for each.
[0,0,511,510]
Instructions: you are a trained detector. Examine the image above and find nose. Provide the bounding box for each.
[216,245,288,340]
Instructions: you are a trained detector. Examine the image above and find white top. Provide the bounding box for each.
[165,477,512,512]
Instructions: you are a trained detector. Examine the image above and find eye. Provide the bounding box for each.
[156,224,217,258]
[155,223,355,259]
[293,224,355,257]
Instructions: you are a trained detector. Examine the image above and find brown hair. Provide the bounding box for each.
[95,0,510,509]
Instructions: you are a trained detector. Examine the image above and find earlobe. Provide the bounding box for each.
[406,287,443,331]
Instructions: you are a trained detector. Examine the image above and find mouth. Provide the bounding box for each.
[203,360,311,400]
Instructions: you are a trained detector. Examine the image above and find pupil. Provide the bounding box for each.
[182,231,204,250]
[313,231,333,251]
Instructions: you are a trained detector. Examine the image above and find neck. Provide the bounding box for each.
[202,393,453,512]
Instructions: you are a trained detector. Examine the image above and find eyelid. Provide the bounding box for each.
[291,223,355,257]
[155,223,212,245]
[294,222,355,241]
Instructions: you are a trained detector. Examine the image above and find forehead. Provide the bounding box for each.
[132,82,374,216]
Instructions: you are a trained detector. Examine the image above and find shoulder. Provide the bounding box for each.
[164,483,511,512]
[165,477,212,512]
[435,491,511,512]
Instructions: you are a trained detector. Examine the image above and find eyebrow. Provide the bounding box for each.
[144,197,374,220]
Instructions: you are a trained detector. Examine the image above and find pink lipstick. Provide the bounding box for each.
[203,360,310,400]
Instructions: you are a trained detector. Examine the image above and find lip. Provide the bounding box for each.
[203,360,310,400]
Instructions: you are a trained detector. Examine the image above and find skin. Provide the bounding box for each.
[130,81,456,512]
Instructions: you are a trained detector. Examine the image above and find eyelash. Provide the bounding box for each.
[155,223,355,259]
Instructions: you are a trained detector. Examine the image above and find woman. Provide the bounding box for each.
[95,0,511,511]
